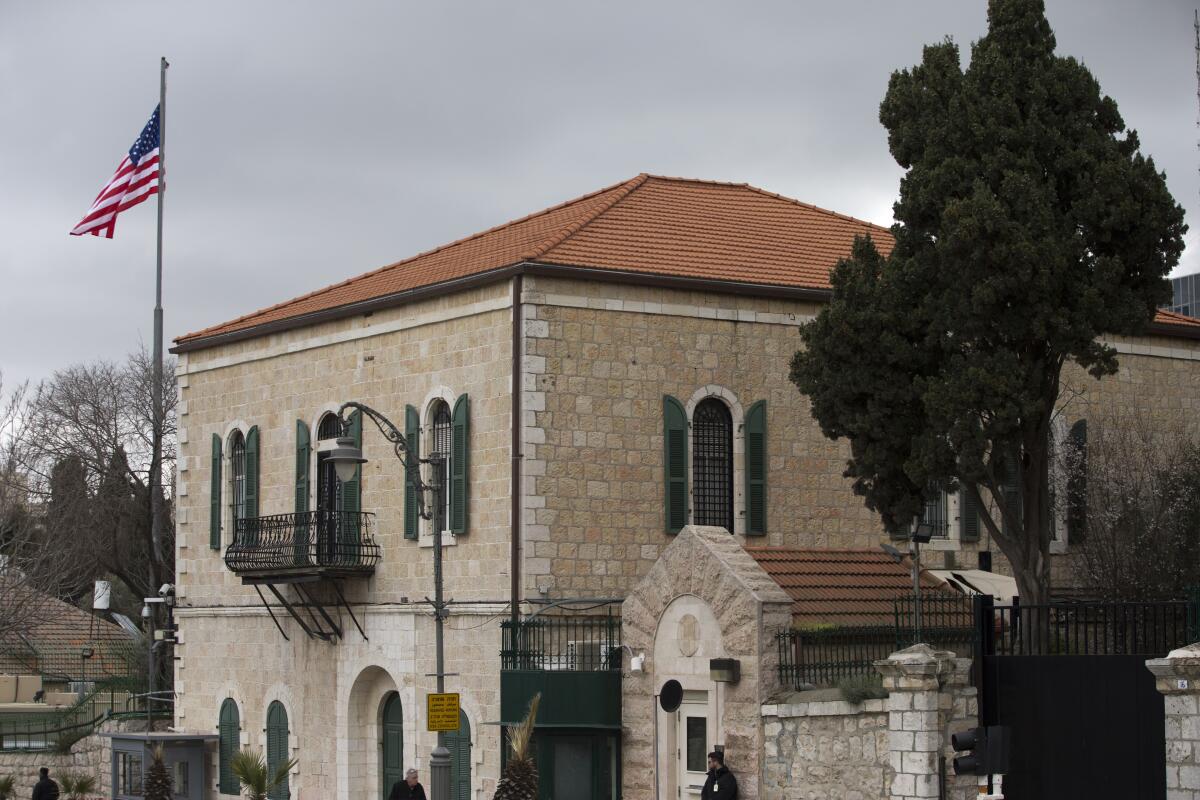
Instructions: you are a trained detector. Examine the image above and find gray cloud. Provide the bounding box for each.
[2,0,1196,387]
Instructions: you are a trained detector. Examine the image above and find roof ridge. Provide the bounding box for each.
[523,174,649,260]
[1156,308,1200,326]
[179,175,643,341]
[740,183,893,236]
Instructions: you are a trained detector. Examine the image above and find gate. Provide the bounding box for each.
[976,597,1195,800]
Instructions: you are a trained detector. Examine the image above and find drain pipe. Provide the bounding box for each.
[510,273,523,631]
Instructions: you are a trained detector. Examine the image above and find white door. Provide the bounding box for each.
[677,694,710,798]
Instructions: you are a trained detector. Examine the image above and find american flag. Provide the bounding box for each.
[70,106,161,238]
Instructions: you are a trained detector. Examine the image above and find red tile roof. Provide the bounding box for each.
[176,174,890,346]
[175,173,1200,348]
[1154,308,1200,328]
[0,587,136,682]
[746,546,963,627]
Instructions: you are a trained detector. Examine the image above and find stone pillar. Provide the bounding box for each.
[875,644,957,800]
[1147,643,1200,799]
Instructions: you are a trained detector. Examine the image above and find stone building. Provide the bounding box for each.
[170,174,1200,799]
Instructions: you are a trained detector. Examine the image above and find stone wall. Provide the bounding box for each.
[761,694,891,800]
[0,717,158,799]
[1148,643,1200,799]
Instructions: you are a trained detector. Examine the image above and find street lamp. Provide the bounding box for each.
[910,520,935,643]
[323,401,452,800]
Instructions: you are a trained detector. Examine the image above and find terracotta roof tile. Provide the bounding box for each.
[745,546,964,627]
[0,587,136,682]
[176,173,1200,347]
[177,174,890,345]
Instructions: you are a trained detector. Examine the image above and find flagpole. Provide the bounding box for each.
[148,55,168,720]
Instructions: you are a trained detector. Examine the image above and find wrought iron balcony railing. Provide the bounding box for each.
[500,611,622,672]
[224,510,381,575]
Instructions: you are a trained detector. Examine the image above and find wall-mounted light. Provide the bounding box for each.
[709,658,740,684]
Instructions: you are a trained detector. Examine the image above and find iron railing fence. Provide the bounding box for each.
[225,510,381,572]
[501,611,622,672]
[778,594,976,689]
[0,677,148,751]
[986,600,1195,657]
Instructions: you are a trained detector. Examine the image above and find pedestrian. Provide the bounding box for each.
[387,767,427,800]
[700,750,737,800]
[31,767,59,800]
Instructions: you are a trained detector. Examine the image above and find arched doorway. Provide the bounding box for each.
[445,710,472,800]
[266,702,290,800]
[380,692,404,800]
[346,666,398,800]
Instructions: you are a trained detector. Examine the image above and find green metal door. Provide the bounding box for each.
[446,710,472,800]
[380,693,404,800]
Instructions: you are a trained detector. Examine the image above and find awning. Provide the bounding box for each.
[927,569,1019,605]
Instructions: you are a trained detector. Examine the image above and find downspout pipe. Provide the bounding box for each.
[511,273,523,630]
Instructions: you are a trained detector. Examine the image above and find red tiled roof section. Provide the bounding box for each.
[0,587,136,682]
[177,174,892,344]
[1155,308,1200,327]
[745,546,957,627]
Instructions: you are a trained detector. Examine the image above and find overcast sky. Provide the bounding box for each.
[2,1,1197,389]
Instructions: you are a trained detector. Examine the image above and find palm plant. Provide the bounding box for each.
[143,744,173,800]
[0,775,15,800]
[230,747,296,800]
[493,693,540,800]
[59,772,97,800]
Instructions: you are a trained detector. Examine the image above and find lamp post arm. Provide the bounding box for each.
[337,401,435,520]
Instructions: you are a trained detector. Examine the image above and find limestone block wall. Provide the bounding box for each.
[175,606,502,800]
[1148,643,1200,799]
[174,281,515,610]
[760,695,892,800]
[0,717,158,799]
[521,276,887,599]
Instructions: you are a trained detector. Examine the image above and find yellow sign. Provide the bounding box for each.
[426,692,461,732]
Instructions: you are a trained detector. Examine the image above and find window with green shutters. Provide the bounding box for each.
[295,421,310,514]
[744,400,767,535]
[446,710,472,800]
[663,395,688,533]
[245,425,259,521]
[342,411,362,516]
[450,394,469,535]
[218,698,240,795]
[404,405,420,539]
[266,702,290,800]
[210,434,222,549]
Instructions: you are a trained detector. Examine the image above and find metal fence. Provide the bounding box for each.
[0,677,150,752]
[225,510,381,572]
[501,611,622,672]
[986,600,1195,657]
[778,594,975,689]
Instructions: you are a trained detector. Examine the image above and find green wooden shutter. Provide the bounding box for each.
[451,394,469,535]
[295,420,310,514]
[266,702,290,800]
[245,426,260,519]
[404,405,420,540]
[744,400,767,535]
[449,710,472,800]
[342,411,362,515]
[1067,420,1088,542]
[218,699,239,794]
[663,395,688,533]
[210,434,223,549]
[960,485,981,542]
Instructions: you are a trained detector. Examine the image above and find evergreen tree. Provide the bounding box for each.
[790,0,1185,604]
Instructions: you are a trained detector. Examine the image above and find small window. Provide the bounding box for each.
[118,751,144,796]
[914,487,950,539]
[230,431,247,525]
[430,401,453,533]
[317,413,345,514]
[692,398,733,530]
[173,760,189,797]
[685,716,707,773]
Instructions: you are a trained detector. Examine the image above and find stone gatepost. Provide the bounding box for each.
[1147,643,1200,798]
[875,644,970,800]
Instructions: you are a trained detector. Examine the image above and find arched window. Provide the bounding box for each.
[692,398,733,530]
[266,702,290,800]
[230,430,247,525]
[218,698,240,795]
[429,401,453,534]
[317,413,344,515]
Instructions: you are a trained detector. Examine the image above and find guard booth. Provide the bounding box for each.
[105,731,216,800]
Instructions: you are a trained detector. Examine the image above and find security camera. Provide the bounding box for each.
[158,583,175,597]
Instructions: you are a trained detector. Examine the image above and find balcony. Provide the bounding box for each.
[224,510,381,579]
[500,612,622,731]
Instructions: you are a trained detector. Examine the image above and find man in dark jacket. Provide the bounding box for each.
[31,767,59,800]
[387,768,427,800]
[700,751,737,800]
